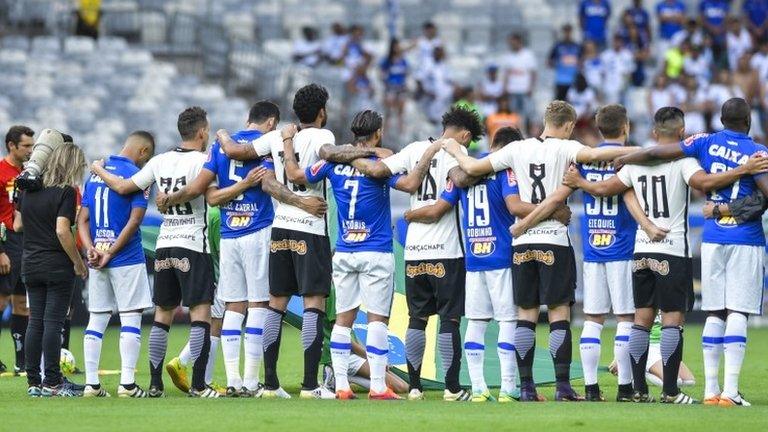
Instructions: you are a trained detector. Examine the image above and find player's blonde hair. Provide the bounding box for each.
[543,100,577,128]
[43,142,87,188]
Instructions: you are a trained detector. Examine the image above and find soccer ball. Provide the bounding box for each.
[60,348,77,375]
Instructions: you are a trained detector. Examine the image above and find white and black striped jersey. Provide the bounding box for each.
[251,128,335,236]
[131,148,209,253]
[488,137,585,247]
[616,158,702,258]
[383,140,465,261]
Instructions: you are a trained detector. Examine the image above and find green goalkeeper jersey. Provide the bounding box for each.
[649,313,662,344]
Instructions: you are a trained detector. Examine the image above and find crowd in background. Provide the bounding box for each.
[291,0,768,150]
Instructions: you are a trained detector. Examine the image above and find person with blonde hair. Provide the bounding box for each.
[15,139,88,397]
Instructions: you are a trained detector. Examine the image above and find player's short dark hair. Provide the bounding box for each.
[177,106,208,141]
[721,98,751,131]
[5,125,34,152]
[544,100,577,128]
[653,106,685,136]
[248,101,280,125]
[293,84,329,124]
[596,104,628,139]
[350,110,383,142]
[442,106,484,143]
[128,130,155,151]
[491,127,523,149]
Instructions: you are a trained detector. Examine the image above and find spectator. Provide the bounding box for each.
[743,0,768,42]
[411,21,443,96]
[750,39,768,81]
[292,27,322,67]
[380,38,409,135]
[619,13,651,86]
[502,33,537,126]
[421,46,453,124]
[75,0,100,39]
[17,141,87,396]
[346,60,375,113]
[684,44,712,87]
[626,0,652,40]
[579,0,612,48]
[600,35,634,104]
[485,97,521,143]
[477,64,505,117]
[663,38,685,79]
[647,74,680,116]
[657,0,687,42]
[323,22,349,65]
[343,25,371,73]
[681,76,709,134]
[726,17,753,71]
[707,69,743,130]
[581,40,604,92]
[548,24,582,100]
[699,0,730,66]
[733,54,761,107]
[567,74,597,127]
[671,18,707,47]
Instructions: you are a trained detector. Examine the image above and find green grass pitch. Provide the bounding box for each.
[1,324,766,431]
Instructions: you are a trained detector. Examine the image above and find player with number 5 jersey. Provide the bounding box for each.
[78,131,156,398]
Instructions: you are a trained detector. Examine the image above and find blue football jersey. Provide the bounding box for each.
[578,143,637,262]
[680,130,768,246]
[81,155,147,268]
[203,130,275,239]
[441,167,518,271]
[305,159,400,253]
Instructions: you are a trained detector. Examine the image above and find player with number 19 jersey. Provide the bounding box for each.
[679,131,768,316]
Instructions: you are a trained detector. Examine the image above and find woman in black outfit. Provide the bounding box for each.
[15,142,88,397]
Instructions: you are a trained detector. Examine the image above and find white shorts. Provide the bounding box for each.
[212,296,225,319]
[646,343,661,373]
[349,354,366,376]
[701,243,765,315]
[87,264,153,313]
[217,228,271,303]
[332,251,394,317]
[465,268,516,321]
[582,260,635,315]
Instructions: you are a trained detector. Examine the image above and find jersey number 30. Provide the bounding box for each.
[585,172,618,216]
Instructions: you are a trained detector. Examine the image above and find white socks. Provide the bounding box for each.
[497,320,517,394]
[702,315,725,398]
[464,320,488,393]
[222,311,245,389]
[579,320,603,386]
[723,313,748,399]
[331,325,352,391]
[243,307,266,390]
[614,321,632,386]
[179,342,191,367]
[119,312,142,385]
[206,336,220,385]
[366,321,389,394]
[83,313,110,385]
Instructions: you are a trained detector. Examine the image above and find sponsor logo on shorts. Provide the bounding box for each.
[270,239,308,255]
[226,214,253,229]
[715,216,738,228]
[406,262,446,278]
[154,257,191,273]
[513,249,555,266]
[589,232,616,249]
[632,257,669,275]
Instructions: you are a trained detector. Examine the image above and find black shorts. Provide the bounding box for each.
[632,253,694,313]
[268,227,332,298]
[405,258,465,320]
[0,231,25,296]
[512,243,576,308]
[153,247,215,308]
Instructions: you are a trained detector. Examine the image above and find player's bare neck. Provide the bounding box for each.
[300,120,322,130]
[539,128,568,141]
[656,136,679,146]
[179,140,203,152]
[5,154,22,168]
